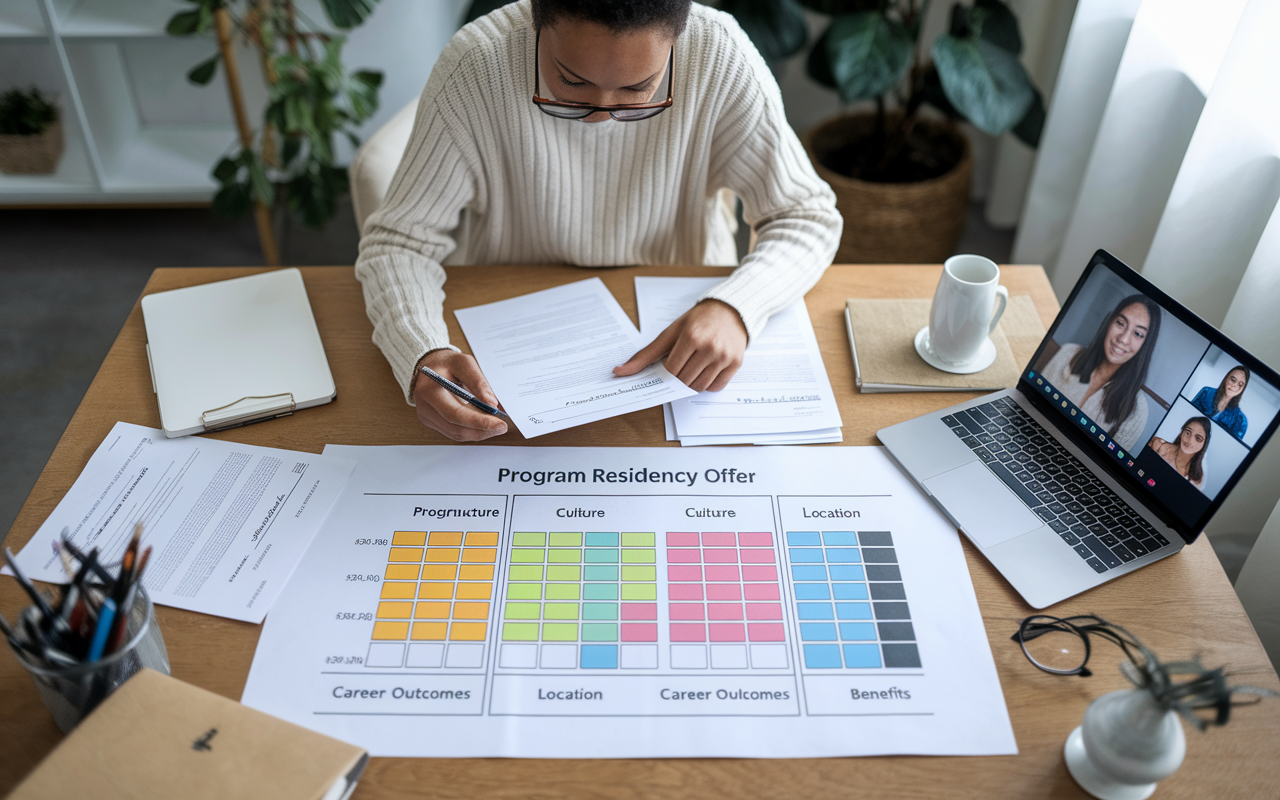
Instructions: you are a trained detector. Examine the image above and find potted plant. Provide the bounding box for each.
[0,87,62,176]
[167,0,384,263]
[799,0,1044,262]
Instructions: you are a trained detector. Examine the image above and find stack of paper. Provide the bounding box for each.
[455,278,696,438]
[636,277,843,446]
[12,422,356,623]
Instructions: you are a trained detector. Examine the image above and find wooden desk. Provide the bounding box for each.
[3,265,1277,798]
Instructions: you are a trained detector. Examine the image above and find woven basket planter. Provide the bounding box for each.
[0,119,64,175]
[804,111,972,264]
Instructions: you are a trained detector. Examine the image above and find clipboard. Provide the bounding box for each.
[141,269,337,438]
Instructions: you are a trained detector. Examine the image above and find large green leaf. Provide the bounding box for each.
[346,69,383,123]
[796,0,879,14]
[1011,85,1044,147]
[806,26,837,89]
[212,182,251,218]
[825,12,912,104]
[187,54,220,85]
[166,10,203,36]
[463,0,512,24]
[974,0,1021,55]
[213,155,239,183]
[322,0,379,30]
[280,136,302,168]
[246,153,275,207]
[721,0,808,64]
[931,34,1033,135]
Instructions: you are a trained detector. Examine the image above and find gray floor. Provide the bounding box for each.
[1,200,1023,550]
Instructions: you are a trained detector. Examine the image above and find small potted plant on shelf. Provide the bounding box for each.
[800,0,1044,262]
[0,86,63,176]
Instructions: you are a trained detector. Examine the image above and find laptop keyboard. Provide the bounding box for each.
[942,396,1172,575]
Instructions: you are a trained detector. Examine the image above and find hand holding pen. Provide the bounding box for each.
[411,350,509,441]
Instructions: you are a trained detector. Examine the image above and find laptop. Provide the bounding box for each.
[878,250,1280,608]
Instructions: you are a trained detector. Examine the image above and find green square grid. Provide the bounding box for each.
[504,602,539,619]
[582,623,618,642]
[583,565,618,581]
[507,583,542,600]
[508,565,543,581]
[584,583,618,600]
[543,623,577,641]
[547,565,581,581]
[583,602,618,620]
[621,583,657,600]
[500,533,656,642]
[545,583,580,600]
[544,603,579,620]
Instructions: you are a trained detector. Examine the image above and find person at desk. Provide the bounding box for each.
[1039,294,1161,452]
[1189,366,1249,441]
[355,0,840,441]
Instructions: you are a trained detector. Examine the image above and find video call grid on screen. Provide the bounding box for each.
[1027,254,1280,533]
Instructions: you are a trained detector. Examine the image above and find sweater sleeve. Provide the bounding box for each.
[697,16,842,342]
[354,55,482,404]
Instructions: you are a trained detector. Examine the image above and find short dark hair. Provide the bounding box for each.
[530,0,693,37]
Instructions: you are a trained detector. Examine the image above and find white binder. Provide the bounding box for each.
[141,268,337,438]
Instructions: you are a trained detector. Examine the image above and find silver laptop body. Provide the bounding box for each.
[878,251,1280,608]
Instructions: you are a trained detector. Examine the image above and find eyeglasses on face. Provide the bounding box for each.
[532,32,674,122]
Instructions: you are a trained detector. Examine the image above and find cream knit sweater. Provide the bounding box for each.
[355,1,841,402]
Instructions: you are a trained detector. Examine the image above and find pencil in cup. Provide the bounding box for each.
[8,584,169,732]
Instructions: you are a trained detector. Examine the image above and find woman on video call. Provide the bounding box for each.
[1147,416,1211,491]
[1190,366,1249,441]
[1040,294,1162,452]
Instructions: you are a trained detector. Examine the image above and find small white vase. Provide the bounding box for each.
[1064,689,1187,800]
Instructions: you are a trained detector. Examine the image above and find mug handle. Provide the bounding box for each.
[988,285,1009,335]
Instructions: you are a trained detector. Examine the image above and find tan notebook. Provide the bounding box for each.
[845,295,1047,393]
[9,669,367,800]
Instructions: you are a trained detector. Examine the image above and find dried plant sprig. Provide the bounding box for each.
[1118,647,1278,731]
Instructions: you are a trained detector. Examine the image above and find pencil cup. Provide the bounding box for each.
[9,585,169,732]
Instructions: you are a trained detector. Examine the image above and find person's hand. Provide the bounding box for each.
[412,349,508,441]
[614,299,748,392]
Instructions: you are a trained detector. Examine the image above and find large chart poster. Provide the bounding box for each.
[241,446,1017,758]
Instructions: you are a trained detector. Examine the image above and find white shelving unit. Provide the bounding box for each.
[0,0,238,204]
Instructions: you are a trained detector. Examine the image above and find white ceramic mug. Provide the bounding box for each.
[927,255,1008,365]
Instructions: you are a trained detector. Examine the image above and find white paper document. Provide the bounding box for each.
[240,444,1016,758]
[12,422,356,623]
[454,278,695,437]
[636,277,842,444]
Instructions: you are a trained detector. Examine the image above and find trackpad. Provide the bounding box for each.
[924,461,1043,549]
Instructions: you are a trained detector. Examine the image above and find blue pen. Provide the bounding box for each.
[88,598,117,661]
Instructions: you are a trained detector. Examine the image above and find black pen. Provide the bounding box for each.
[420,366,509,418]
[3,548,60,629]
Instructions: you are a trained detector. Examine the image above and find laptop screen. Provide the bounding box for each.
[1022,251,1280,539]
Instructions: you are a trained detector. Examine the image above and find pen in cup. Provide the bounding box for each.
[419,366,509,418]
